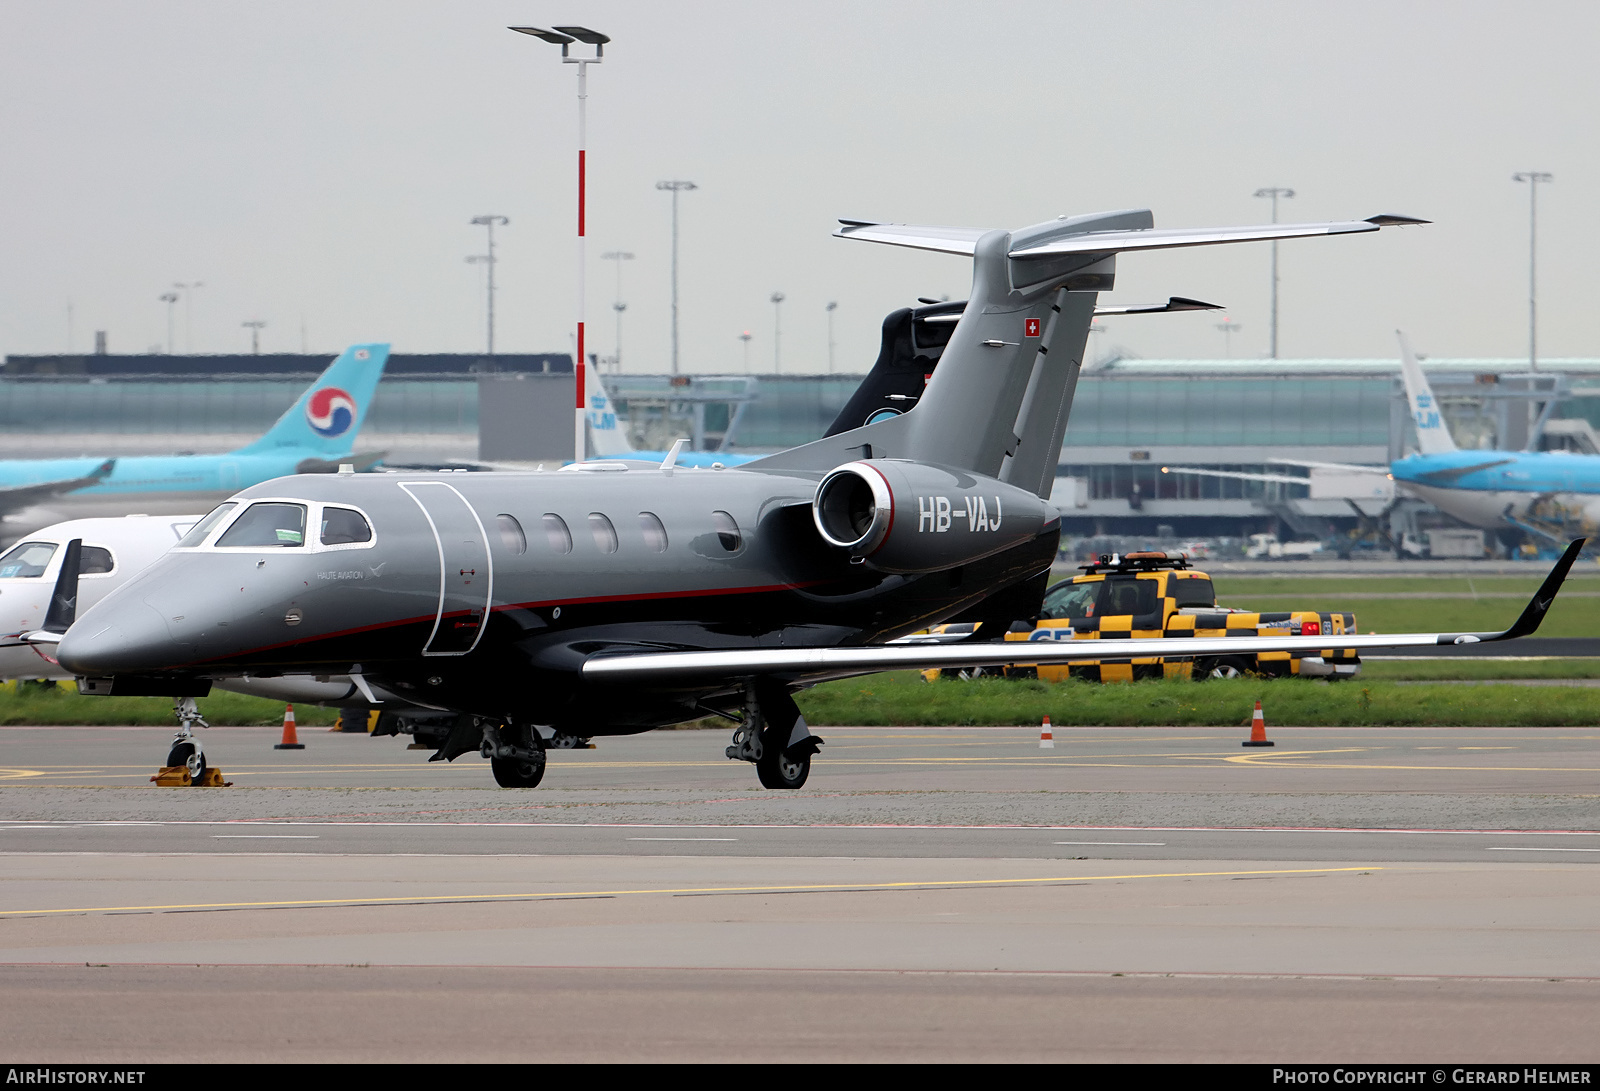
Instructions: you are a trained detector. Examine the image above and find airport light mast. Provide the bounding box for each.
[242,320,266,355]
[1513,172,1553,373]
[1215,316,1242,358]
[173,281,204,354]
[826,301,838,373]
[1253,187,1294,358]
[770,291,786,373]
[467,214,509,356]
[601,250,634,371]
[657,180,698,376]
[158,292,178,354]
[511,24,609,461]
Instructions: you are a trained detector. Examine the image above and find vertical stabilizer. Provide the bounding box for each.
[751,209,1420,493]
[234,344,390,455]
[1397,330,1457,455]
[585,367,633,457]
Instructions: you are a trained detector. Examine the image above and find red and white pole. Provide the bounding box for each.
[574,59,589,463]
[509,26,607,464]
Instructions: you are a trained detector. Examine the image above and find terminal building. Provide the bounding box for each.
[5,349,1599,541]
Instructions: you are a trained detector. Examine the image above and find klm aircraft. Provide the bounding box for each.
[583,367,759,467]
[0,344,389,527]
[1170,332,1600,536]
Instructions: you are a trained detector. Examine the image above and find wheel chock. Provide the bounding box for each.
[151,766,192,787]
[196,767,232,787]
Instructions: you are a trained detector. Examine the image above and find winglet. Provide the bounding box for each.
[661,437,687,472]
[1365,214,1431,226]
[1459,538,1585,643]
[41,538,82,635]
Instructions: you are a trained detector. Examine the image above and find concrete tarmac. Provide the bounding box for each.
[1,725,1596,1062]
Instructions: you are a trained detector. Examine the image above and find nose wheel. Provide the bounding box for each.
[153,696,227,787]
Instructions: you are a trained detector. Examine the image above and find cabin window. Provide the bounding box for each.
[638,512,668,553]
[176,502,237,547]
[216,503,307,548]
[0,541,57,579]
[542,514,573,555]
[320,506,373,545]
[80,546,115,575]
[588,513,619,554]
[712,510,742,552]
[497,514,527,555]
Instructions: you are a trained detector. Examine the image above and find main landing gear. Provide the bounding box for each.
[725,681,825,790]
[481,721,547,789]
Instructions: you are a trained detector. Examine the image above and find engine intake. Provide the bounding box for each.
[812,460,1055,574]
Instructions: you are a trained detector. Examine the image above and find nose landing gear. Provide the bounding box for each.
[152,696,230,787]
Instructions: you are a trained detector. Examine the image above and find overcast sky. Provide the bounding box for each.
[2,1,1596,372]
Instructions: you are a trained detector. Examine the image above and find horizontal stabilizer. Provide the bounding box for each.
[834,220,990,255]
[1008,217,1426,260]
[1094,296,1223,316]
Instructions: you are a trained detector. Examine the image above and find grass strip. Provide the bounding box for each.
[795,672,1600,727]
[0,683,341,727]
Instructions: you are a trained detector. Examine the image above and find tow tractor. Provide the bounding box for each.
[926,551,1360,682]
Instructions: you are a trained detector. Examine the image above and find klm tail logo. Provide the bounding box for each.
[588,393,617,432]
[1412,392,1442,431]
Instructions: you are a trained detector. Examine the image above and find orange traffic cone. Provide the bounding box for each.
[274,703,305,750]
[1039,715,1055,749]
[1242,699,1274,747]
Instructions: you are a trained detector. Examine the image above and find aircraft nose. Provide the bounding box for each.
[57,602,189,675]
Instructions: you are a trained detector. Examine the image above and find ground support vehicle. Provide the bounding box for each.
[926,552,1360,682]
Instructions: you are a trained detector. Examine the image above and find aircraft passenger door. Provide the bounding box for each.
[399,481,493,655]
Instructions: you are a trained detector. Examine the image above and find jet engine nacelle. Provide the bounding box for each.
[812,460,1055,574]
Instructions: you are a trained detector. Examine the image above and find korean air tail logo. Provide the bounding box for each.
[306,386,357,438]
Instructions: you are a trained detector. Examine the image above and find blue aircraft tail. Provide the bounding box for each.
[234,344,390,456]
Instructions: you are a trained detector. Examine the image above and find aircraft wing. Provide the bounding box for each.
[581,540,1582,685]
[0,460,115,518]
[1160,466,1311,487]
[1268,458,1390,475]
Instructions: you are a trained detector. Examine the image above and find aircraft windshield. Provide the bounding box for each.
[0,541,58,579]
[216,503,308,548]
[320,507,372,545]
[177,503,238,547]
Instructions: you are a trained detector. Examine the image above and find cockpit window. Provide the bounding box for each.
[0,541,58,579]
[216,503,308,548]
[176,503,238,548]
[81,546,115,575]
[320,506,373,545]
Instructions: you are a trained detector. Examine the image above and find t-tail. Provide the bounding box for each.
[1397,330,1457,456]
[233,343,390,456]
[753,212,1426,496]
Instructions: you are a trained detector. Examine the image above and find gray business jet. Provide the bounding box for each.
[53,207,1579,790]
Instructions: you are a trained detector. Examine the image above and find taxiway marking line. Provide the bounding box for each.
[626,837,739,842]
[1054,841,1166,846]
[2,822,1596,836]
[1486,846,1600,853]
[211,835,319,839]
[0,866,1375,917]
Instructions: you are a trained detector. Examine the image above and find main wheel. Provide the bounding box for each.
[1200,656,1251,680]
[756,747,810,790]
[166,741,206,784]
[490,755,546,788]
